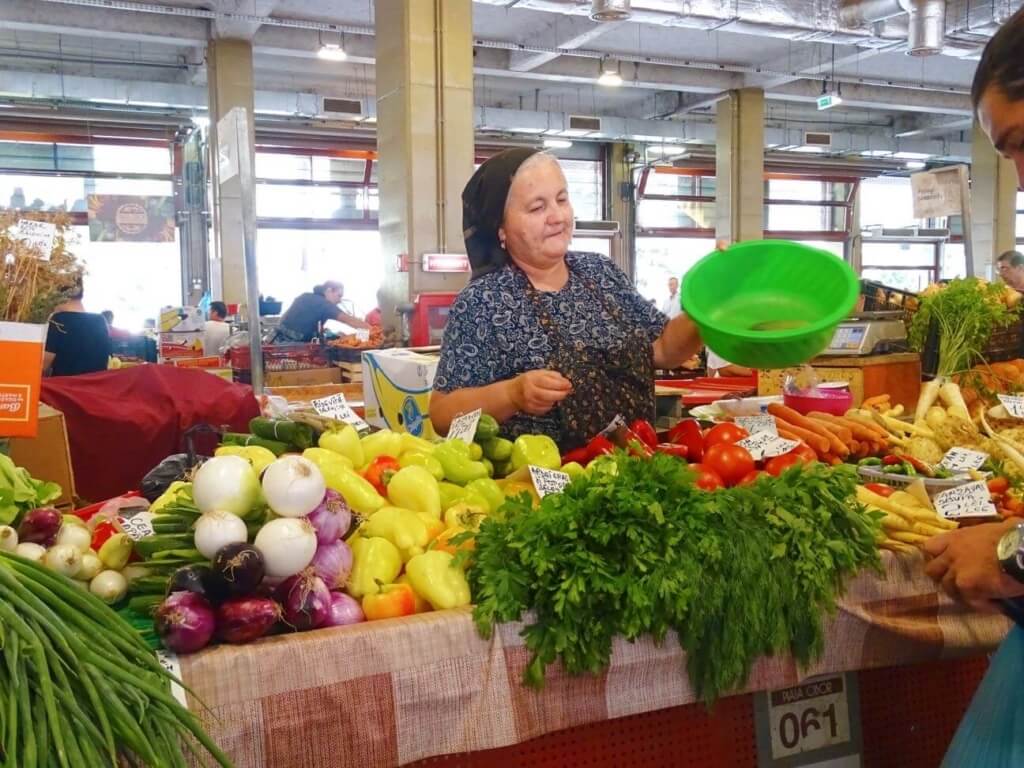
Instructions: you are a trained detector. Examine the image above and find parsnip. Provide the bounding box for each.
[981,411,1024,474]
[890,531,930,545]
[856,487,958,529]
[879,540,917,554]
[916,377,944,425]
[913,522,951,537]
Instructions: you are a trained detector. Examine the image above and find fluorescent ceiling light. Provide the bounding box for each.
[543,138,573,149]
[860,150,893,157]
[894,151,931,160]
[509,127,546,134]
[318,42,348,61]
[905,161,927,170]
[597,57,622,87]
[791,146,826,153]
[191,115,209,128]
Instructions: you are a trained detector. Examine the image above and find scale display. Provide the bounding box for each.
[828,325,867,353]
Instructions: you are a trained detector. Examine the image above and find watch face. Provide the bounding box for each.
[999,526,1024,561]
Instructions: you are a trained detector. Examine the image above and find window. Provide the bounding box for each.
[942,244,967,280]
[635,237,716,304]
[764,178,853,235]
[861,242,939,292]
[859,177,921,229]
[569,236,611,258]
[561,159,603,221]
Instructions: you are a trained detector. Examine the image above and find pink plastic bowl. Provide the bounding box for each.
[783,388,853,417]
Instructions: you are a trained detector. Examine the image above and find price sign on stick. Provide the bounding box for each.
[998,395,1024,419]
[117,512,155,542]
[935,481,998,520]
[447,409,481,445]
[312,393,370,432]
[940,447,989,473]
[529,466,571,498]
[736,415,778,437]
[738,433,799,461]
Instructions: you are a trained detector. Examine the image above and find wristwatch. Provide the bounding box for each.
[997,523,1024,583]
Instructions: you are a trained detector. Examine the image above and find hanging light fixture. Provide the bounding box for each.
[590,0,631,21]
[317,31,347,62]
[597,57,622,87]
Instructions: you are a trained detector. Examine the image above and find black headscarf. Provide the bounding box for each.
[462,148,539,280]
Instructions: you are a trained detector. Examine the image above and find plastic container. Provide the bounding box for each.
[713,396,783,417]
[783,387,853,416]
[680,240,859,369]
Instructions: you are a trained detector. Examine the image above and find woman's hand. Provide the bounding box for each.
[509,370,573,415]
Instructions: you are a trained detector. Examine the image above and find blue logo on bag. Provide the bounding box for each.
[402,396,424,436]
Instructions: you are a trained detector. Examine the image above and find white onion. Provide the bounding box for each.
[44,544,83,578]
[193,510,248,559]
[15,542,45,562]
[253,517,317,578]
[192,456,261,517]
[261,456,327,518]
[56,524,93,553]
[77,552,103,581]
[0,525,18,553]
[90,570,128,604]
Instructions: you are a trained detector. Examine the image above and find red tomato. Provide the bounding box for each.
[988,477,1011,495]
[789,443,819,464]
[704,423,749,449]
[764,453,802,477]
[1005,497,1024,515]
[689,464,725,491]
[738,470,767,486]
[703,443,756,487]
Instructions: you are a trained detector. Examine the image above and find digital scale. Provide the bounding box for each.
[823,311,909,356]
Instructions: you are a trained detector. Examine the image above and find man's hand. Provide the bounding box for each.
[509,370,573,415]
[923,519,1024,610]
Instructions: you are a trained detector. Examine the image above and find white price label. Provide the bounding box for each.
[155,650,189,709]
[355,328,370,342]
[999,394,1024,419]
[14,219,56,259]
[737,433,799,461]
[447,409,482,445]
[529,466,571,498]
[312,393,370,432]
[764,676,854,760]
[736,415,778,436]
[601,414,627,436]
[117,512,155,542]
[935,481,998,520]
[940,447,989,473]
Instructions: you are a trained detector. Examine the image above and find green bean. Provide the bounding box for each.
[16,661,36,768]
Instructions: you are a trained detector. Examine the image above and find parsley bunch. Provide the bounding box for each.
[467,454,882,702]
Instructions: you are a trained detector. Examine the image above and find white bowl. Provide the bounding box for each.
[712,395,783,417]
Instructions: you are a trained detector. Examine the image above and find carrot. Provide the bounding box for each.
[775,421,830,456]
[862,394,891,410]
[829,414,888,443]
[769,404,850,457]
[808,416,852,444]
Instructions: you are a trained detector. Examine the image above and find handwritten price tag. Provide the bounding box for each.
[999,394,1024,419]
[529,466,571,498]
[940,447,989,473]
[312,393,370,432]
[935,481,998,520]
[14,219,56,259]
[447,409,482,444]
[737,433,799,461]
[736,414,778,436]
[155,650,189,709]
[355,328,370,342]
[117,512,155,542]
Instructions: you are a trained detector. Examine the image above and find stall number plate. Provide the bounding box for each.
[754,674,861,767]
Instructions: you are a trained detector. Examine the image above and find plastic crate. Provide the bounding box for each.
[922,317,1024,377]
[857,466,979,495]
[228,343,328,372]
[860,280,920,318]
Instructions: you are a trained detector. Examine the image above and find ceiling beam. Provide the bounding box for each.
[211,0,278,40]
[509,15,619,72]
[769,80,972,115]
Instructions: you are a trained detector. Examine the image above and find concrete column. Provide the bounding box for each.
[971,121,1018,278]
[715,88,765,243]
[206,38,255,306]
[375,0,475,327]
[606,142,634,277]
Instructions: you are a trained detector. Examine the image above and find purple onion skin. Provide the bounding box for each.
[276,569,331,631]
[310,540,353,589]
[216,597,282,644]
[308,490,352,545]
[155,592,216,654]
[324,592,364,627]
[18,508,63,546]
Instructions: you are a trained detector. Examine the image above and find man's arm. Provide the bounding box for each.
[335,310,370,330]
[42,351,55,372]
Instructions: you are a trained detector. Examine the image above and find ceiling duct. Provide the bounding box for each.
[590,0,631,21]
[840,0,946,56]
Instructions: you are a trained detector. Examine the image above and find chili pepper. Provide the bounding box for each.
[304,447,357,493]
[362,506,434,561]
[882,455,903,466]
[362,582,417,621]
[623,430,654,458]
[666,419,704,462]
[347,535,402,598]
[510,434,562,472]
[858,457,883,467]
[655,443,689,458]
[895,453,935,477]
[363,455,402,496]
[863,483,895,497]
[561,446,592,466]
[405,550,472,610]
[629,419,659,450]
[435,440,490,486]
[473,414,501,442]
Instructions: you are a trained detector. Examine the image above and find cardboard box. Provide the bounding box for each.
[362,348,439,438]
[0,322,47,438]
[8,404,76,509]
[159,331,204,361]
[265,367,341,387]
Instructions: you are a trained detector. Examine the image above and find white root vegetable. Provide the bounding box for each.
[916,377,944,425]
[980,411,1024,474]
[989,404,1011,420]
[925,407,948,431]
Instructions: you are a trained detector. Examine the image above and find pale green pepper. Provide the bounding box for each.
[469,442,484,461]
[360,430,404,467]
[362,506,433,562]
[510,434,561,471]
[562,461,586,480]
[347,536,402,598]
[319,425,364,468]
[405,550,472,610]
[466,478,504,516]
[481,437,514,463]
[386,465,442,519]
[474,414,501,443]
[439,481,468,511]
[482,458,494,478]
[399,432,437,456]
[435,440,489,486]
[330,466,387,517]
[399,451,444,481]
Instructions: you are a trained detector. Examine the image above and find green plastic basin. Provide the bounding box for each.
[679,240,859,369]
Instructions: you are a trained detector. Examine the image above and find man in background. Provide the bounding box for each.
[203,301,231,357]
[44,282,110,376]
[996,250,1024,291]
[661,277,682,319]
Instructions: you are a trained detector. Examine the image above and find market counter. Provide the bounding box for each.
[180,552,1008,768]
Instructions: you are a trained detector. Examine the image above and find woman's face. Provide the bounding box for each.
[499,157,574,270]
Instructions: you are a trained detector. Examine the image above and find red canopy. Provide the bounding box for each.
[42,365,260,502]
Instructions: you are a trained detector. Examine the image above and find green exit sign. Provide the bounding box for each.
[817,93,843,111]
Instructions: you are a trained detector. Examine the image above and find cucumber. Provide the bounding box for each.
[134,534,195,559]
[128,594,164,615]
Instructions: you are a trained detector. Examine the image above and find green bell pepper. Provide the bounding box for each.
[510,434,561,472]
[473,414,500,443]
[469,442,484,461]
[465,478,504,516]
[435,440,489,486]
[399,451,444,481]
[405,550,472,610]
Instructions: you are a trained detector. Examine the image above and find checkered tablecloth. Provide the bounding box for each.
[181,552,1010,768]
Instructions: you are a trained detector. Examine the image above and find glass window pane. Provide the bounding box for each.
[637,199,715,229]
[569,236,610,257]
[635,237,715,303]
[643,171,697,196]
[859,177,921,229]
[766,204,830,231]
[311,156,366,183]
[862,242,937,267]
[89,145,171,175]
[256,183,367,219]
[795,240,846,258]
[861,268,932,293]
[942,244,966,280]
[561,159,602,221]
[767,178,824,201]
[0,174,85,212]
[0,141,58,171]
[255,153,312,180]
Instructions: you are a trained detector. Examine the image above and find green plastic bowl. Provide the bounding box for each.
[679,240,859,369]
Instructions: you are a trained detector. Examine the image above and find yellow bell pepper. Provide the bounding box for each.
[347,536,402,598]
[439,482,467,511]
[399,432,437,456]
[465,478,503,515]
[362,506,433,561]
[415,511,446,543]
[399,451,445,481]
[405,550,472,610]
[215,445,277,476]
[319,424,364,468]
[386,465,441,519]
[397,573,433,613]
[360,430,404,467]
[561,462,586,480]
[444,501,488,531]
[510,434,561,471]
[329,467,387,517]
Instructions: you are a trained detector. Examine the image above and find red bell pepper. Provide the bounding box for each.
[91,520,119,553]
[562,446,592,467]
[666,419,704,463]
[629,419,658,450]
[363,455,401,496]
[585,434,615,461]
[655,443,689,459]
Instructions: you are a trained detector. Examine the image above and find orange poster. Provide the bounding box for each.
[0,322,47,438]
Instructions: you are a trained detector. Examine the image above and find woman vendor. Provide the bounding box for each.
[430,148,703,450]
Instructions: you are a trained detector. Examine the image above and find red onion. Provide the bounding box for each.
[216,596,282,644]
[276,569,331,631]
[17,508,62,546]
[310,540,353,589]
[155,591,216,654]
[308,490,351,544]
[324,592,365,627]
